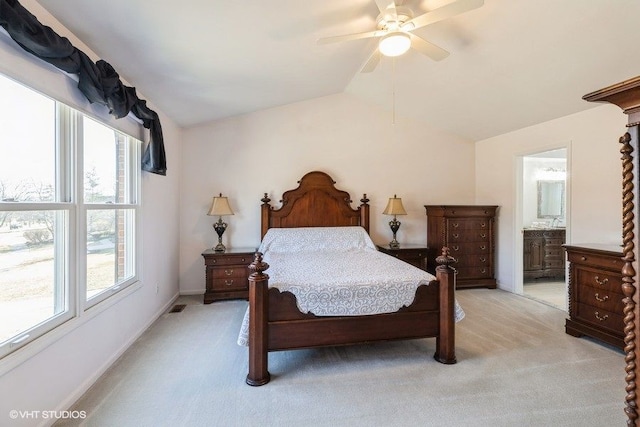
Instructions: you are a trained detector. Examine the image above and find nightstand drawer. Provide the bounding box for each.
[205,254,252,266]
[211,276,247,291]
[211,267,247,280]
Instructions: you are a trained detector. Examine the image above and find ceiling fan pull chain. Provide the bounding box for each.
[392,57,396,125]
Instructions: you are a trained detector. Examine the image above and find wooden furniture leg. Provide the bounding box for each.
[246,253,271,386]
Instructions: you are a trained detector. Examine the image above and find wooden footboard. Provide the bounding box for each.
[246,248,457,386]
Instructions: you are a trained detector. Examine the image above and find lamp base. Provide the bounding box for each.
[388,240,400,249]
[214,242,226,252]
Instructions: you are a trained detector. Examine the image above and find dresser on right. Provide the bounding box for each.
[425,205,498,289]
[564,244,624,350]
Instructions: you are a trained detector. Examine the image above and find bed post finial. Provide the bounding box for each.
[261,193,271,205]
[436,247,456,270]
[360,193,370,233]
[248,252,270,277]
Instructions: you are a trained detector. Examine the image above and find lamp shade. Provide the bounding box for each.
[383,195,407,216]
[207,193,234,216]
[379,32,411,57]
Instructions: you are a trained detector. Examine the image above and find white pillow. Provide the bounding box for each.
[259,226,376,254]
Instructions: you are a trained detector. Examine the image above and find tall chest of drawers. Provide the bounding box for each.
[424,205,498,289]
[564,244,624,349]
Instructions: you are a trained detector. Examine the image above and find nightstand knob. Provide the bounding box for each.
[224,269,234,276]
[452,233,459,238]
[225,280,234,286]
[241,258,246,262]
[480,245,486,250]
[212,259,217,263]
[452,223,459,228]
[480,233,486,238]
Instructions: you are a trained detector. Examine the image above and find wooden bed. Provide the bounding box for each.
[245,171,457,386]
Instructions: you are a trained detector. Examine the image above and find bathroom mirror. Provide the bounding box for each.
[537,180,565,218]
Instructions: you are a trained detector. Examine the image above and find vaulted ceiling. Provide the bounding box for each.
[35,0,640,141]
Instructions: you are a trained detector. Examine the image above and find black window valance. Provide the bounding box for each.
[0,0,167,176]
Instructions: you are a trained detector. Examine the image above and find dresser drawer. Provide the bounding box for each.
[447,219,490,231]
[447,230,490,243]
[567,251,622,271]
[442,207,495,217]
[574,267,623,294]
[449,242,490,256]
[456,266,492,279]
[575,302,624,333]
[454,254,491,267]
[577,284,624,313]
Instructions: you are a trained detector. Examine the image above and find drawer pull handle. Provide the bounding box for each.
[581,256,587,261]
[480,233,486,238]
[212,259,217,263]
[480,245,486,250]
[480,268,487,274]
[452,233,459,238]
[452,245,460,251]
[594,293,609,302]
[594,311,609,322]
[480,257,487,262]
[224,269,234,276]
[224,280,234,286]
[241,258,246,262]
[452,223,459,228]
[481,223,486,228]
[594,276,609,286]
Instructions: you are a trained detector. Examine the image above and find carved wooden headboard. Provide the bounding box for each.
[260,171,370,239]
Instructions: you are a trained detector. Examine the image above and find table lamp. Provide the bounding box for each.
[382,194,407,248]
[207,193,234,252]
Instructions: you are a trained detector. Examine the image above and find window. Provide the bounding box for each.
[0,73,141,358]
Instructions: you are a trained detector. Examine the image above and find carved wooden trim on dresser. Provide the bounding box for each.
[584,76,640,426]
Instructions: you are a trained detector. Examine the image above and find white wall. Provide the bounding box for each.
[0,2,181,426]
[179,93,477,294]
[475,105,625,293]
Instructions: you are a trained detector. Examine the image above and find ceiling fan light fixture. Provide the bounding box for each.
[378,32,411,57]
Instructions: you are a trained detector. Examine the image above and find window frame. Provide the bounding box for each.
[0,74,142,360]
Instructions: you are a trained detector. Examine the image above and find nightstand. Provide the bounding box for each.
[202,248,256,304]
[376,244,429,271]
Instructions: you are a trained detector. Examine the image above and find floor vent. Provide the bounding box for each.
[169,304,186,313]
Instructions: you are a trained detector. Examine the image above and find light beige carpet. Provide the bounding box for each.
[523,281,567,310]
[55,289,625,427]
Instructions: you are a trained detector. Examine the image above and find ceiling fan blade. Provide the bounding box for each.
[408,33,449,61]
[317,29,385,44]
[361,49,381,73]
[403,0,483,31]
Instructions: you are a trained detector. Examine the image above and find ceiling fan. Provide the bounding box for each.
[318,0,484,72]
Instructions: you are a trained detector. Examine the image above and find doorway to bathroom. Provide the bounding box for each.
[521,148,568,310]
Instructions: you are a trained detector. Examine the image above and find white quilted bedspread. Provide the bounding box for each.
[237,227,464,346]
